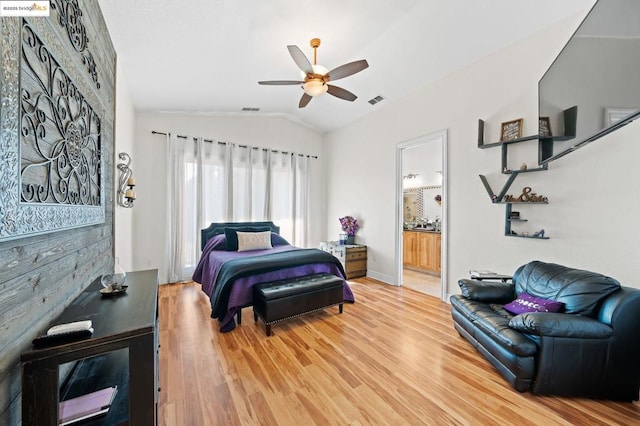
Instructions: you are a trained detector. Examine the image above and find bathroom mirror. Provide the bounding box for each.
[403,192,418,222]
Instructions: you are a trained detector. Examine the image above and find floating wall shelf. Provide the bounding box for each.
[504,203,549,239]
[477,106,577,166]
[475,107,579,240]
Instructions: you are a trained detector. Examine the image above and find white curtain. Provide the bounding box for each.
[166,133,312,282]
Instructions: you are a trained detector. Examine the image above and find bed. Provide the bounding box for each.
[192,221,355,332]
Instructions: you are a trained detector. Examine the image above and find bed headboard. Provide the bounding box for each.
[201,221,280,250]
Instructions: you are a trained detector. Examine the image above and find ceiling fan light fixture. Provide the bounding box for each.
[299,64,328,79]
[259,38,368,106]
[303,80,328,97]
[314,64,329,75]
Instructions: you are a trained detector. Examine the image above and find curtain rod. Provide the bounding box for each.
[151,131,318,159]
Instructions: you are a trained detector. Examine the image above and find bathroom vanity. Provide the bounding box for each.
[403,230,441,274]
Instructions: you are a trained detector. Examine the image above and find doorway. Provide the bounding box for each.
[396,130,447,300]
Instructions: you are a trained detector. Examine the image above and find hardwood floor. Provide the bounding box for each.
[403,268,442,298]
[158,278,640,425]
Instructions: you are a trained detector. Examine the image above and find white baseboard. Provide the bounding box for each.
[365,270,398,286]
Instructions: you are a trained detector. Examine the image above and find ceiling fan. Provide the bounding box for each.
[258,38,369,108]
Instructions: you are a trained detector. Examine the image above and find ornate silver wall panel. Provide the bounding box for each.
[51,0,101,89]
[0,2,115,420]
[21,22,102,206]
[0,14,105,242]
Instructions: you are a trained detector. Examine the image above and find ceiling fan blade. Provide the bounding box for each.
[327,59,369,81]
[299,93,312,108]
[327,85,357,101]
[258,80,304,85]
[287,45,314,74]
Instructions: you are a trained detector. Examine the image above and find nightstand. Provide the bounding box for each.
[319,241,367,279]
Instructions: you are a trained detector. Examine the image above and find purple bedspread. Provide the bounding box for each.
[192,237,354,332]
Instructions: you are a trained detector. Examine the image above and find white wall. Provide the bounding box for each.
[131,113,324,283]
[114,64,135,271]
[114,11,640,290]
[403,141,443,189]
[324,14,640,291]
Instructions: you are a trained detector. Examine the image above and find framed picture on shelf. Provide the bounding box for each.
[500,118,523,141]
[539,117,552,137]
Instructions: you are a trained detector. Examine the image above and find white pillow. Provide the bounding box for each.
[236,230,273,252]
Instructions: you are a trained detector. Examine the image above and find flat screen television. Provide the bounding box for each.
[538,0,640,164]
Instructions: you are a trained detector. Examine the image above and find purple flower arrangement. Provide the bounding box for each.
[339,216,359,236]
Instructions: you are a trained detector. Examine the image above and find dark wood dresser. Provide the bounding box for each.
[21,269,159,425]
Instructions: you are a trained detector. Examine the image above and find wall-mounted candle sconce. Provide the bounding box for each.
[117,152,136,208]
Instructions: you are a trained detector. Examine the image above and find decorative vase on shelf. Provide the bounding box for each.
[345,235,355,245]
[101,262,126,290]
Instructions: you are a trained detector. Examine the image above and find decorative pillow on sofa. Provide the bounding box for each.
[503,292,564,315]
[236,230,273,252]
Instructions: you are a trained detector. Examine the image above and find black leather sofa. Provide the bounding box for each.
[450,261,640,400]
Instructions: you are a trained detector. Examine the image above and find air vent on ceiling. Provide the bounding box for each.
[368,95,385,105]
[242,107,260,112]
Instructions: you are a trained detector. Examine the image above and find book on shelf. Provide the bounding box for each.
[469,270,498,277]
[59,385,118,425]
[469,270,513,280]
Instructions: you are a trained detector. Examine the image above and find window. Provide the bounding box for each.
[166,135,311,281]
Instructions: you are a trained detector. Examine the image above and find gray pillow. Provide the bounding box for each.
[224,227,271,251]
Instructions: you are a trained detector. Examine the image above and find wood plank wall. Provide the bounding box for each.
[0,2,116,424]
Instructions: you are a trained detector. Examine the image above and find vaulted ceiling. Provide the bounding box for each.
[98,0,594,133]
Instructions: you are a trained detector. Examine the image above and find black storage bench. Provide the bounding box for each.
[253,273,345,336]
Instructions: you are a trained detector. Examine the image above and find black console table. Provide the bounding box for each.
[21,269,159,425]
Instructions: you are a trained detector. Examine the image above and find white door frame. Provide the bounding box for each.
[395,129,448,301]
